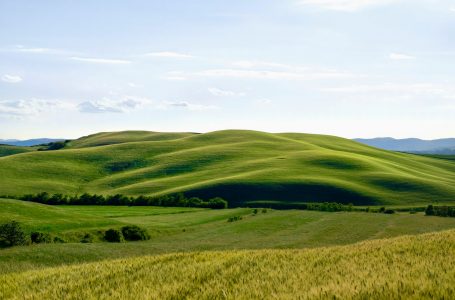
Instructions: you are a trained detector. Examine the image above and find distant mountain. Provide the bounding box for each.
[354,138,455,154]
[0,138,65,147]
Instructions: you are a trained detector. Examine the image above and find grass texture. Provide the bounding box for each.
[1,230,454,299]
[1,130,455,205]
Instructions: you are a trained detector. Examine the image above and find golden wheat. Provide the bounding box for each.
[1,230,454,299]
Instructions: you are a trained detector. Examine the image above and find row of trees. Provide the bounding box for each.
[18,192,228,209]
[425,205,455,217]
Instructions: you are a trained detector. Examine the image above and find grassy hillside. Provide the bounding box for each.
[1,130,455,205]
[2,198,455,274]
[0,145,34,157]
[1,230,454,299]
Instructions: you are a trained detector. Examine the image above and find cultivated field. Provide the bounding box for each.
[1,230,454,299]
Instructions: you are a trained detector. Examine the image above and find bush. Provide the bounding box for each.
[262,208,267,213]
[53,236,66,243]
[104,229,124,243]
[31,232,52,244]
[252,209,258,215]
[121,225,150,241]
[425,205,434,216]
[0,221,28,247]
[80,233,93,243]
[228,216,242,222]
[384,209,395,214]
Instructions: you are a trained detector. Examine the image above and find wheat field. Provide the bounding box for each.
[1,229,454,299]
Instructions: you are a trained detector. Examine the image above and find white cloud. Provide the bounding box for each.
[196,68,353,81]
[450,6,455,12]
[389,53,416,60]
[78,97,150,113]
[208,87,246,97]
[144,52,193,59]
[70,57,131,65]
[0,99,66,116]
[1,74,23,83]
[297,0,396,12]
[164,101,217,111]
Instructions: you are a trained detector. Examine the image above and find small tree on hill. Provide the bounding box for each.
[0,221,28,247]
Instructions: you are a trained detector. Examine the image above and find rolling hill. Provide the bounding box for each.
[1,130,455,206]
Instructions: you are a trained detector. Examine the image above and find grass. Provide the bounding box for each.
[1,229,454,299]
[0,130,455,206]
[0,145,34,157]
[1,199,455,275]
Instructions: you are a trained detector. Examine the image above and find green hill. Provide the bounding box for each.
[1,130,455,205]
[0,145,34,157]
[1,230,454,299]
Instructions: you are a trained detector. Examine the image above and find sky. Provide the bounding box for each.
[1,0,454,139]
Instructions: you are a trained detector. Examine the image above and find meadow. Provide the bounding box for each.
[1,198,455,275]
[1,229,454,299]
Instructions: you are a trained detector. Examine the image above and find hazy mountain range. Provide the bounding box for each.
[354,138,455,155]
[0,138,64,147]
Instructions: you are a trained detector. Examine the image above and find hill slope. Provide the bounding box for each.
[1,230,454,299]
[1,130,455,205]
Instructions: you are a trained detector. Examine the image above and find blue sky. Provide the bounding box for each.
[1,0,454,139]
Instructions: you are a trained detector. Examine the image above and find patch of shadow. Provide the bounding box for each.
[105,160,147,173]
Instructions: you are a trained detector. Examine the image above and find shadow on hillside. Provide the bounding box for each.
[185,182,379,206]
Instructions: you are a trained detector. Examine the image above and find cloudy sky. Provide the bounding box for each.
[1,0,454,139]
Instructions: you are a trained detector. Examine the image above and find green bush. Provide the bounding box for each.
[104,229,124,243]
[53,236,66,243]
[121,225,150,241]
[0,221,28,247]
[31,232,52,244]
[228,216,243,222]
[80,233,93,243]
[384,209,395,214]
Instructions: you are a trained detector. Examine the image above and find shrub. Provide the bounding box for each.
[53,236,66,243]
[252,209,258,215]
[31,232,52,244]
[425,205,435,216]
[0,221,28,247]
[379,207,386,213]
[384,209,395,214]
[262,208,267,213]
[228,216,243,222]
[104,229,124,243]
[80,233,93,243]
[121,225,150,241]
[204,197,228,209]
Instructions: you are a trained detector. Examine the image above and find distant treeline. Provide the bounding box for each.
[425,205,455,217]
[14,192,228,209]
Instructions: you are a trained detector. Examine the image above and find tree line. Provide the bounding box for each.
[425,205,455,217]
[17,192,228,209]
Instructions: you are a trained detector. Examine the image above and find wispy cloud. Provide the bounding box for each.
[8,45,73,55]
[297,0,396,12]
[196,68,353,81]
[144,51,193,59]
[389,53,416,60]
[164,101,217,111]
[70,57,131,65]
[1,74,23,83]
[78,97,149,113]
[208,87,246,97]
[0,99,65,116]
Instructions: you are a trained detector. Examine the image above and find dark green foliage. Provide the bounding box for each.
[104,229,124,243]
[121,225,150,241]
[19,192,228,209]
[425,205,435,216]
[384,209,395,214]
[53,236,66,243]
[379,207,386,213]
[80,233,93,243]
[261,208,267,213]
[228,216,243,222]
[426,205,455,217]
[252,209,258,215]
[30,232,52,244]
[0,221,28,247]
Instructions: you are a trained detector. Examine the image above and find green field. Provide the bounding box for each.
[2,198,455,275]
[1,130,455,206]
[1,229,454,299]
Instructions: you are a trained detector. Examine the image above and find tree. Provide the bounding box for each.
[31,232,52,244]
[425,205,435,216]
[0,221,28,247]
